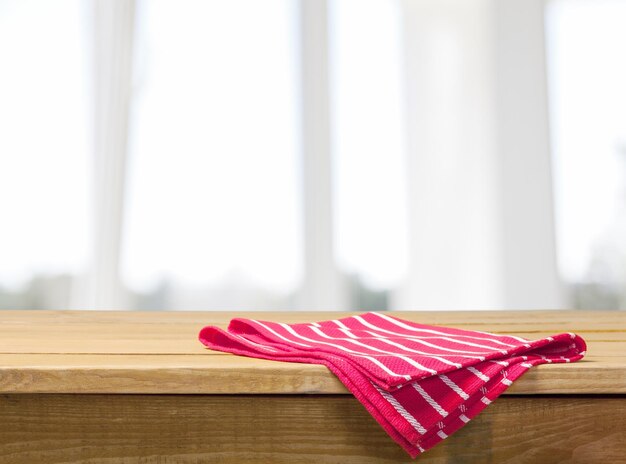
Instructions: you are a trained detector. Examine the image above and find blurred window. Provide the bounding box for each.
[123,0,302,309]
[546,0,626,309]
[0,0,90,308]
[330,0,408,301]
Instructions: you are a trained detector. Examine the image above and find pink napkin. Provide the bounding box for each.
[199,312,586,457]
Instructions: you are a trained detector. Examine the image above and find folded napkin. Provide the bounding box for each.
[198,312,586,457]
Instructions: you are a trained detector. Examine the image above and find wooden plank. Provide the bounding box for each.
[0,394,623,464]
[0,337,622,357]
[0,333,622,355]
[0,310,623,330]
[0,310,624,356]
[0,336,621,355]
[0,310,623,394]
[0,354,623,395]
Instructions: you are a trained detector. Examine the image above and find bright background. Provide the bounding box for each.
[1,0,626,311]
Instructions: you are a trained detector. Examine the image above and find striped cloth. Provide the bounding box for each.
[198,312,586,457]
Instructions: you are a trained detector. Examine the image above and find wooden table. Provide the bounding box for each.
[0,310,624,463]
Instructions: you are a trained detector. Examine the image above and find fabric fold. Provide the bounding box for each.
[198,312,586,458]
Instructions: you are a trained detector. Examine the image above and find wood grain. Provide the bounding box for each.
[0,310,624,394]
[0,393,624,464]
[1,310,624,463]
[0,354,623,395]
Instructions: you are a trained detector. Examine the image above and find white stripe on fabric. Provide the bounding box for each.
[437,430,448,439]
[468,328,530,344]
[312,321,468,398]
[387,335,516,348]
[352,316,493,356]
[279,323,412,380]
[340,327,515,348]
[352,356,411,380]
[412,383,448,417]
[331,320,358,339]
[361,328,485,361]
[459,414,470,423]
[233,334,278,352]
[439,374,470,400]
[373,383,427,435]
[337,327,358,339]
[466,366,490,382]
[481,397,491,405]
[397,355,438,375]
[331,319,352,331]
[249,320,313,348]
[501,379,513,386]
[490,360,510,367]
[367,334,463,368]
[521,362,533,368]
[436,336,511,352]
[368,312,516,347]
[308,326,438,375]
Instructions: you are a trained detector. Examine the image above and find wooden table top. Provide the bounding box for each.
[0,310,623,395]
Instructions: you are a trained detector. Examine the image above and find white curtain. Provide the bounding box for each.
[393,0,562,310]
[75,0,563,310]
[80,0,136,309]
